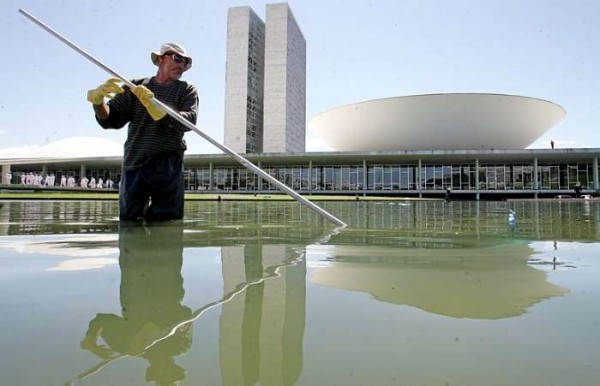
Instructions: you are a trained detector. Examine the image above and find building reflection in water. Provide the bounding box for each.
[79,223,192,385]
[76,222,306,386]
[2,200,600,243]
[1,200,599,241]
[0,201,9,236]
[1,200,592,383]
[310,243,569,319]
[219,245,305,386]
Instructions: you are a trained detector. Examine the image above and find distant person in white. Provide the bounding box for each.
[67,176,76,187]
[80,176,89,189]
[60,175,67,187]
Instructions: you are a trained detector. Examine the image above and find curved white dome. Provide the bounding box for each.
[38,137,123,158]
[309,93,565,151]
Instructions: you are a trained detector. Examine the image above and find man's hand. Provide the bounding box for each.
[132,85,167,121]
[87,78,124,105]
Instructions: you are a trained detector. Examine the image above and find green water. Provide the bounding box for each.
[0,199,598,385]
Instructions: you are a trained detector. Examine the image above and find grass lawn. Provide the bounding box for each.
[0,190,434,201]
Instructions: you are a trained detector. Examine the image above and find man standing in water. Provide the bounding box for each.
[87,43,198,221]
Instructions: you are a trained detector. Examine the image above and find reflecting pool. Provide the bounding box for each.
[0,199,599,385]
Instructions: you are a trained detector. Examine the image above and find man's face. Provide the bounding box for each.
[158,52,189,81]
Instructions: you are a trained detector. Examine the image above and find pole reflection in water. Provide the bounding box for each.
[79,223,192,385]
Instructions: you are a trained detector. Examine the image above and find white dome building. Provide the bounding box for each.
[309,93,565,151]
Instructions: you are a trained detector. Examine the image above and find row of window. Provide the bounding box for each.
[7,163,595,192]
[186,163,595,192]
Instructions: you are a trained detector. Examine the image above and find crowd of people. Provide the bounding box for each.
[2,171,115,189]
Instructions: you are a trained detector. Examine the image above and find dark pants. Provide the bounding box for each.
[119,153,185,221]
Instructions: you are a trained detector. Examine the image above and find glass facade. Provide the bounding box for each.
[183,161,596,194]
[5,156,598,196]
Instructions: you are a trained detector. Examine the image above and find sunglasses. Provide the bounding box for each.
[164,52,190,67]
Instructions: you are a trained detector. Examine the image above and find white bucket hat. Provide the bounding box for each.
[151,43,192,71]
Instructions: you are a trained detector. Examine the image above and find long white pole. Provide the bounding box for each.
[19,9,347,228]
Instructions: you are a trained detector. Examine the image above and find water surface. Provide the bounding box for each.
[0,199,598,385]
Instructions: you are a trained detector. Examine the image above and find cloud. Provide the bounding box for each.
[0,136,123,159]
[0,234,118,271]
[1,134,331,158]
[0,234,118,258]
[47,257,119,272]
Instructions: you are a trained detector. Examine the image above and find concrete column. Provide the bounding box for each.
[362,159,367,196]
[593,157,599,193]
[257,161,263,192]
[308,160,312,194]
[417,159,422,198]
[209,162,214,191]
[80,164,86,181]
[533,157,539,199]
[475,158,480,201]
[1,164,11,184]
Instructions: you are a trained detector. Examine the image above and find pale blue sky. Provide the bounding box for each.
[1,0,599,156]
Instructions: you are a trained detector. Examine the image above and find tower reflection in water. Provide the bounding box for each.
[219,245,305,386]
[78,222,306,386]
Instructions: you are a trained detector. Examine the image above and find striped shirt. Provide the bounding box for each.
[97,77,198,170]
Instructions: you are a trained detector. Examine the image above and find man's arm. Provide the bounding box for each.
[164,83,199,132]
[93,103,110,120]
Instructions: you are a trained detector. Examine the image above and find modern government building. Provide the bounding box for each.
[2,3,599,199]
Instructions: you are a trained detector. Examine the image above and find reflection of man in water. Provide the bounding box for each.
[80,223,192,385]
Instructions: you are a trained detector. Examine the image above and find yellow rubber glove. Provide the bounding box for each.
[132,85,167,121]
[86,78,124,105]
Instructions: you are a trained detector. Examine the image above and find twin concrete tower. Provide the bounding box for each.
[224,3,306,154]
